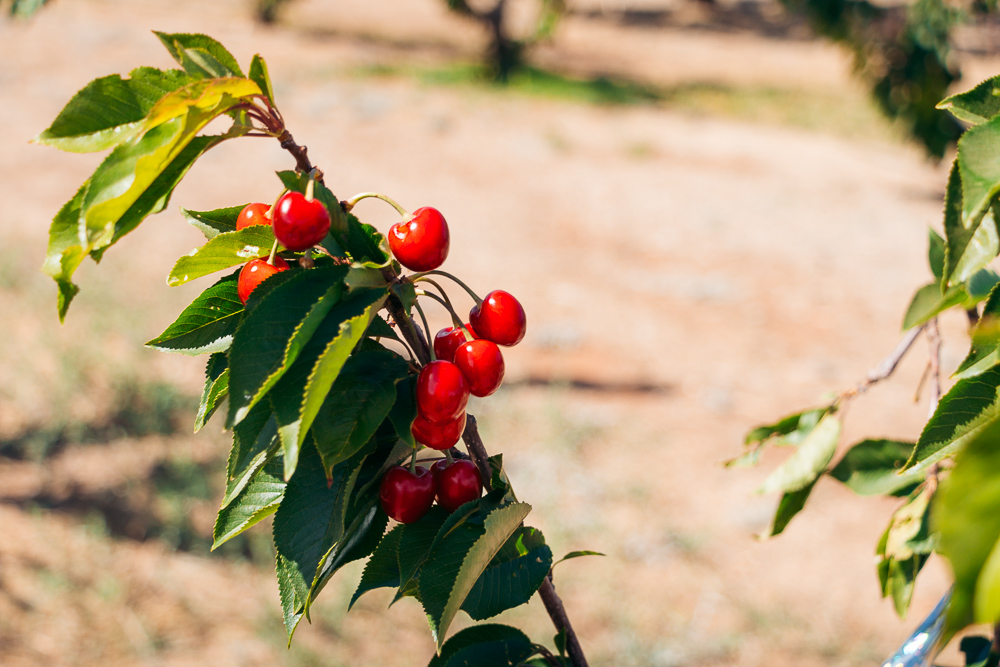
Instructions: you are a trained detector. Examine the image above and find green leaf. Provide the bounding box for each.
[42,182,88,321]
[902,282,967,330]
[311,350,409,477]
[226,265,348,428]
[268,288,387,480]
[167,225,279,286]
[194,353,229,432]
[34,67,193,153]
[552,550,605,569]
[765,480,817,538]
[939,75,1000,126]
[730,406,835,468]
[147,270,243,354]
[180,204,243,239]
[276,552,305,640]
[956,283,1000,379]
[759,414,841,494]
[276,170,349,240]
[213,454,285,548]
[222,401,278,509]
[929,227,946,282]
[937,417,1000,632]
[828,439,923,497]
[350,524,403,608]
[876,485,935,618]
[249,54,276,105]
[956,116,1000,258]
[944,157,1000,287]
[388,375,418,448]
[461,526,553,620]
[154,31,245,78]
[396,507,452,602]
[427,624,535,667]
[959,636,994,667]
[420,500,532,648]
[905,365,1000,471]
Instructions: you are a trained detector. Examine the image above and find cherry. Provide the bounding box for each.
[431,459,483,513]
[388,206,449,271]
[416,360,469,424]
[237,256,289,304]
[433,323,476,363]
[454,339,505,397]
[272,191,330,251]
[412,411,466,450]
[469,290,526,347]
[379,465,435,524]
[236,202,271,230]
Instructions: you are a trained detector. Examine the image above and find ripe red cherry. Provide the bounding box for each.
[433,323,476,363]
[236,202,271,230]
[469,290,526,347]
[388,206,449,271]
[379,465,435,523]
[454,339,505,397]
[237,256,289,304]
[416,360,469,424]
[272,191,331,251]
[431,459,483,512]
[412,411,466,450]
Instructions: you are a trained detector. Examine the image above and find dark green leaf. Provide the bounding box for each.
[311,350,409,476]
[461,526,553,620]
[388,375,418,448]
[902,282,967,330]
[427,624,535,667]
[758,414,840,494]
[966,270,1000,305]
[395,507,451,602]
[876,485,935,618]
[222,401,278,509]
[194,353,229,432]
[552,550,605,569]
[929,227,946,282]
[956,282,1000,379]
[213,454,285,548]
[350,524,403,608]
[959,636,993,667]
[249,54,275,105]
[147,270,243,355]
[167,225,279,286]
[154,31,245,78]
[945,161,1000,288]
[765,480,817,537]
[954,117,1000,274]
[828,439,923,496]
[180,204,243,239]
[346,213,390,265]
[277,552,305,640]
[939,75,1000,126]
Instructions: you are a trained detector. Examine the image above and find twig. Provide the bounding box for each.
[277,129,323,182]
[538,577,589,667]
[842,324,925,401]
[926,318,942,418]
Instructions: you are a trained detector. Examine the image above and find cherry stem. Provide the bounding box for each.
[412,300,436,362]
[414,287,465,331]
[266,239,279,265]
[411,270,482,304]
[409,448,418,474]
[343,192,409,218]
[305,172,317,202]
[445,449,455,465]
[414,278,466,329]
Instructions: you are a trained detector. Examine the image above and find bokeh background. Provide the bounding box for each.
[1,0,997,664]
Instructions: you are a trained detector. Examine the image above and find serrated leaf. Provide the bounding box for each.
[939,75,1000,126]
[168,225,279,286]
[222,401,278,509]
[759,414,840,494]
[311,350,409,476]
[904,365,1000,471]
[276,552,305,640]
[944,157,1000,287]
[226,265,348,430]
[249,54,275,105]
[956,283,1000,379]
[213,454,285,548]
[929,227,946,282]
[181,204,243,239]
[34,67,193,153]
[388,375,418,448]
[951,117,1000,283]
[877,485,935,618]
[268,288,387,480]
[350,524,403,608]
[936,417,1000,632]
[828,439,923,497]
[154,31,245,78]
[420,501,532,648]
[396,507,451,602]
[194,353,228,432]
[147,270,243,354]
[427,624,535,667]
[902,282,967,330]
[461,526,553,620]
[42,182,87,321]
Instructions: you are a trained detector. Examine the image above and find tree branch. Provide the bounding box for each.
[926,317,941,418]
[277,129,323,182]
[842,324,925,401]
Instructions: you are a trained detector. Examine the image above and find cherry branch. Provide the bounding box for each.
[277,129,323,182]
[926,317,942,418]
[841,323,926,402]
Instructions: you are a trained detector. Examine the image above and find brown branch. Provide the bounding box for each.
[277,129,323,182]
[927,317,942,418]
[842,324,925,401]
[538,578,589,667]
[992,621,1000,654]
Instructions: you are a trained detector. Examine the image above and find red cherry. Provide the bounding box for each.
[388,206,449,271]
[469,290,526,347]
[379,465,435,523]
[454,339,505,397]
[416,360,469,424]
[433,323,477,363]
[237,257,289,304]
[272,191,331,251]
[236,202,271,230]
[431,459,483,512]
[412,411,467,450]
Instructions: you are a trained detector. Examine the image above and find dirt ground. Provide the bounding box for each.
[1,0,997,665]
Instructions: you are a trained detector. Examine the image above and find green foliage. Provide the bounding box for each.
[428,624,537,667]
[828,439,921,497]
[876,484,935,617]
[147,271,244,355]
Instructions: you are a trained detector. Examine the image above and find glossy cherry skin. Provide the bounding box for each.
[236,202,271,230]
[469,290,526,347]
[388,206,449,271]
[454,339,505,397]
[416,360,470,424]
[431,459,483,512]
[433,323,477,363]
[412,411,466,450]
[237,256,289,304]
[272,192,331,251]
[379,465,435,524]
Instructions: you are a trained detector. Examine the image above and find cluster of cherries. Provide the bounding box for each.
[230,186,526,525]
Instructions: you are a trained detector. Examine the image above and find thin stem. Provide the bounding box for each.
[305,172,316,202]
[530,644,562,667]
[412,300,436,362]
[927,317,942,418]
[266,238,279,265]
[411,269,482,304]
[445,449,455,465]
[415,278,465,326]
[415,288,465,330]
[409,447,417,474]
[840,324,926,402]
[343,192,409,217]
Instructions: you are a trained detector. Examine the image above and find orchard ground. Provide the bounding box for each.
[1,0,997,665]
